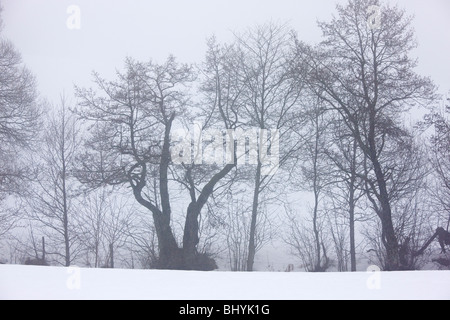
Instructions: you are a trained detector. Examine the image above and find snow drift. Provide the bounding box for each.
[1,265,449,300]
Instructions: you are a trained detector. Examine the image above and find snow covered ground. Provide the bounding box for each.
[0,265,449,300]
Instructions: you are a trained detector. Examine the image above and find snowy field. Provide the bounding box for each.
[1,265,449,300]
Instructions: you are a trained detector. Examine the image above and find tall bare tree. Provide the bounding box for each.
[77,189,108,268]
[228,24,305,271]
[0,6,41,240]
[287,96,334,272]
[75,56,237,270]
[27,98,81,266]
[297,0,436,270]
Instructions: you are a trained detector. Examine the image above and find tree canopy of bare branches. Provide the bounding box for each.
[75,56,238,270]
[296,0,436,270]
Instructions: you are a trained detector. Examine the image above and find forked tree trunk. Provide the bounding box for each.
[183,162,236,270]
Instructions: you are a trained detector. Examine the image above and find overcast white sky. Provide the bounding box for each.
[2,0,450,103]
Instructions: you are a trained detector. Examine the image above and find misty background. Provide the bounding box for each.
[0,0,449,272]
[3,0,450,102]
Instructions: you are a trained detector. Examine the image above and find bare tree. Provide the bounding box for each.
[75,56,237,270]
[287,96,333,272]
[303,105,332,272]
[418,94,450,228]
[26,98,81,266]
[224,198,251,271]
[21,225,48,266]
[76,188,133,268]
[76,188,142,268]
[285,208,331,272]
[0,6,41,241]
[218,193,274,271]
[326,205,350,272]
[0,7,41,159]
[77,189,107,268]
[102,195,133,268]
[222,23,305,271]
[363,142,432,270]
[364,191,433,270]
[297,0,436,270]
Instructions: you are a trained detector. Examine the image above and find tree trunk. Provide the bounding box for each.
[94,241,99,268]
[247,162,262,272]
[183,202,200,268]
[62,168,71,267]
[381,212,399,271]
[372,155,399,270]
[109,243,114,269]
[63,219,70,266]
[349,139,357,272]
[312,113,322,272]
[61,110,71,268]
[313,188,321,271]
[368,104,399,271]
[183,162,236,270]
[132,179,180,269]
[151,113,182,269]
